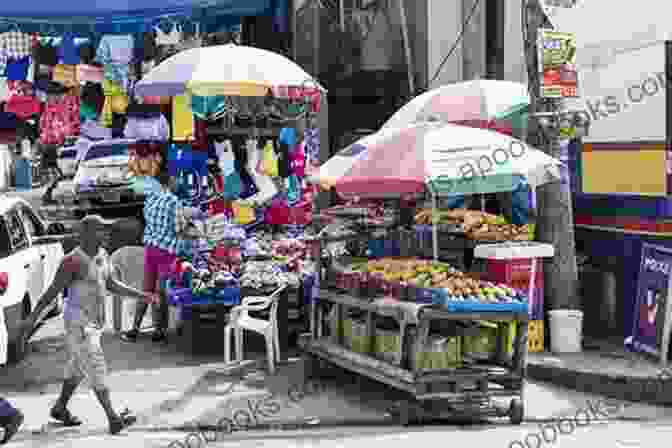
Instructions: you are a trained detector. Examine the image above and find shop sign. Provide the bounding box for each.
[627,243,672,358]
[538,29,578,98]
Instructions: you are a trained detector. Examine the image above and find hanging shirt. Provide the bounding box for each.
[154,23,183,46]
[0,32,33,75]
[4,56,30,81]
[290,142,306,178]
[123,114,169,140]
[172,94,194,141]
[95,35,134,92]
[304,128,320,165]
[59,33,80,65]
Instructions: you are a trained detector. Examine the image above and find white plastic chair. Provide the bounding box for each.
[224,286,286,374]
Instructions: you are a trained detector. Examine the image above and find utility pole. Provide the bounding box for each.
[523,0,580,310]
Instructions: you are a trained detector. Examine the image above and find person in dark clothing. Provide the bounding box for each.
[0,399,23,444]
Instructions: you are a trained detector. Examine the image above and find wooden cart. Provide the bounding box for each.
[301,289,528,424]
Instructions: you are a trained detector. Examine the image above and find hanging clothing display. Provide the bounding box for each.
[40,95,80,145]
[123,114,169,140]
[290,141,306,177]
[77,64,104,84]
[4,56,30,81]
[0,31,33,75]
[154,23,183,46]
[100,79,128,127]
[95,34,134,91]
[190,95,228,121]
[59,33,81,65]
[53,64,78,87]
[304,127,320,166]
[172,94,194,140]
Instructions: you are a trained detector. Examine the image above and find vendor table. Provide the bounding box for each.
[301,288,528,425]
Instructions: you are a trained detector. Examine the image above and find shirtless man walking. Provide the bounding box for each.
[22,215,154,434]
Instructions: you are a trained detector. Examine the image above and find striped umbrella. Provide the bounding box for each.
[308,122,561,199]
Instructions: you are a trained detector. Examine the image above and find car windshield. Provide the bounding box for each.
[83,144,129,162]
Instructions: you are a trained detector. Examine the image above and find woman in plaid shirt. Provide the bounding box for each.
[122,171,199,342]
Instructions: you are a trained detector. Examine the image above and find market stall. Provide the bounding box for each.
[302,122,560,423]
[129,43,328,361]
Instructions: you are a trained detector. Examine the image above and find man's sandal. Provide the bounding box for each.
[50,407,83,427]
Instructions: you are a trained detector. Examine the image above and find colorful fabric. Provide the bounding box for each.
[172,94,194,140]
[100,94,129,127]
[0,31,33,60]
[304,128,320,165]
[96,35,134,91]
[290,142,306,177]
[59,33,80,65]
[53,64,78,87]
[123,114,169,140]
[190,95,227,120]
[77,64,104,84]
[4,56,30,81]
[143,189,187,254]
[5,94,41,119]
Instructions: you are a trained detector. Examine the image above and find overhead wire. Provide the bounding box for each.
[426,0,482,89]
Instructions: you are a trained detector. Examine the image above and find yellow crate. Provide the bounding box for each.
[528,320,544,353]
[505,320,544,353]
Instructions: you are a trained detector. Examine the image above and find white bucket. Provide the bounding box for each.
[549,309,583,353]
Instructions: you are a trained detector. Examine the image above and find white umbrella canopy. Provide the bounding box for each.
[381,79,530,130]
[134,44,325,97]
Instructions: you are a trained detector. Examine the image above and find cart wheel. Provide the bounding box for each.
[396,401,417,426]
[509,399,524,425]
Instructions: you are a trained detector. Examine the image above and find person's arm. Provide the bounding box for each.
[26,256,77,327]
[106,275,150,302]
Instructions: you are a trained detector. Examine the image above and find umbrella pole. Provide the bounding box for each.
[431,192,439,261]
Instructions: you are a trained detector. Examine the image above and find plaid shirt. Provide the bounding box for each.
[143,190,188,254]
[0,32,33,74]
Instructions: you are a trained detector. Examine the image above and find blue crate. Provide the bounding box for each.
[441,300,528,314]
[167,286,241,308]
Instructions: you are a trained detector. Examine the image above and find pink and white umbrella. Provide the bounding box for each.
[308,122,561,199]
[381,80,530,133]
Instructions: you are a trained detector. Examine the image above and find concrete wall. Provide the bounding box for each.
[503,0,527,84]
[427,0,463,88]
[462,0,487,81]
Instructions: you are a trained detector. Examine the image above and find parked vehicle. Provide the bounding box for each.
[0,196,66,364]
[41,139,144,222]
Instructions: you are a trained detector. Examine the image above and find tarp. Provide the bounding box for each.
[0,0,286,34]
[0,0,269,20]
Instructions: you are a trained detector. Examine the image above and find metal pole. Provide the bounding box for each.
[339,0,346,31]
[431,192,439,261]
[397,0,415,96]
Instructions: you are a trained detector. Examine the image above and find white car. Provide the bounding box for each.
[42,139,145,225]
[0,197,65,364]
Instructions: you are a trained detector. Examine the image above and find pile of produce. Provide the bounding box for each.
[345,257,527,305]
[414,208,533,241]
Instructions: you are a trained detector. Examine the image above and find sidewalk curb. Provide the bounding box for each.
[526,361,672,406]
